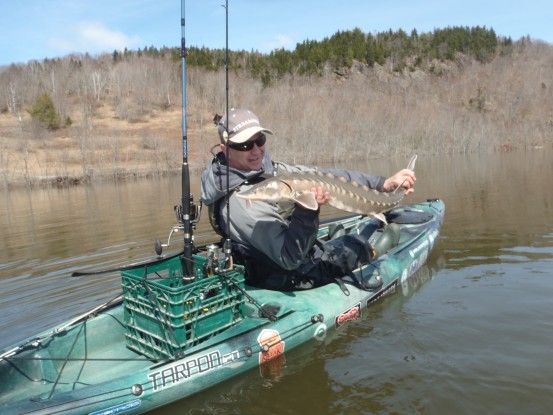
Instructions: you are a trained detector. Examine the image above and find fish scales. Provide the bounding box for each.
[299,171,402,209]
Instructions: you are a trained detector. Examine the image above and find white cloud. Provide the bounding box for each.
[264,33,295,51]
[48,21,142,55]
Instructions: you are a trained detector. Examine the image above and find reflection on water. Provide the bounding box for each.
[1,149,553,413]
[0,178,210,346]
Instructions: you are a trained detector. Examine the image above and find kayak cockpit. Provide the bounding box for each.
[0,307,143,404]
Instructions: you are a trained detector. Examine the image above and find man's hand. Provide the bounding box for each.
[382,169,416,195]
[311,187,330,206]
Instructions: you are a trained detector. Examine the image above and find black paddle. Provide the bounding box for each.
[70,249,184,277]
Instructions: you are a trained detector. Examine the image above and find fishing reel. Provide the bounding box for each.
[203,244,233,277]
[155,194,202,256]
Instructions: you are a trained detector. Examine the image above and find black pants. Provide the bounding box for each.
[246,234,373,291]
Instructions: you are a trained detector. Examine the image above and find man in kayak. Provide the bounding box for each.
[200,108,415,290]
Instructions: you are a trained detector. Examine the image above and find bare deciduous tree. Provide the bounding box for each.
[1,40,552,187]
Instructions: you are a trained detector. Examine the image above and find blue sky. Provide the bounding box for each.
[1,0,552,66]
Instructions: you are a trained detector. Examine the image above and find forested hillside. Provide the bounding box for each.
[0,26,551,187]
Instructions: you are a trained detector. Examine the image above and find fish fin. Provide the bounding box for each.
[407,154,417,171]
[374,213,388,224]
[294,192,319,210]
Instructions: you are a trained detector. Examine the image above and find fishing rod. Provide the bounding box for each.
[157,1,230,273]
[85,0,201,279]
[153,0,201,277]
[222,0,233,263]
[177,0,200,278]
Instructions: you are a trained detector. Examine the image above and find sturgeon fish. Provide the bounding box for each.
[236,155,417,224]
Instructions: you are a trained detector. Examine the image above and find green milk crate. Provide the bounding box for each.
[121,255,245,360]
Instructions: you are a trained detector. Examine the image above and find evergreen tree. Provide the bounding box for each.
[30,93,60,130]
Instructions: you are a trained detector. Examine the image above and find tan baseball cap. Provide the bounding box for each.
[217,108,273,144]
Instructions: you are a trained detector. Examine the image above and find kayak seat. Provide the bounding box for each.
[373,223,400,258]
[327,223,346,240]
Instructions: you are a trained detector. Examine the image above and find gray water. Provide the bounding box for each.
[1,150,552,414]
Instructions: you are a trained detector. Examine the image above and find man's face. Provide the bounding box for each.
[222,133,266,171]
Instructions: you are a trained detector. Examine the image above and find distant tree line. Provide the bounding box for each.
[179,26,508,85]
[111,26,509,85]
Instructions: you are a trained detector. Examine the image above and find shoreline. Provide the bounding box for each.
[3,145,543,191]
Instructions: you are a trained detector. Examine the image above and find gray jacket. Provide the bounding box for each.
[200,150,386,272]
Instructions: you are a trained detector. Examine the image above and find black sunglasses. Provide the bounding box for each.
[227,134,267,152]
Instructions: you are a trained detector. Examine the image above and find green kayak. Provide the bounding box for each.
[0,199,444,415]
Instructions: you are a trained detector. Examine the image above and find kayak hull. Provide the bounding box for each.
[0,199,444,415]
